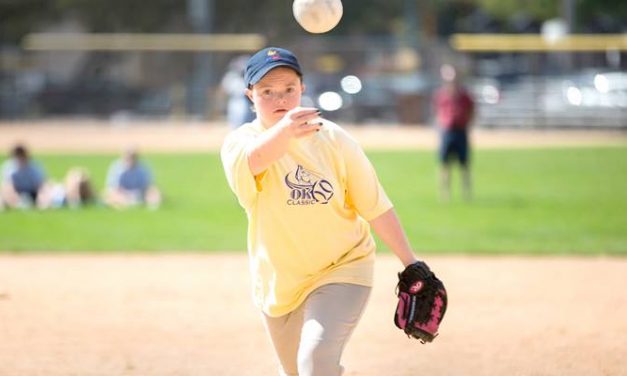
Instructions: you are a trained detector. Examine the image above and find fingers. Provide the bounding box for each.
[288,107,320,123]
[288,106,319,118]
[295,120,323,137]
[284,107,323,137]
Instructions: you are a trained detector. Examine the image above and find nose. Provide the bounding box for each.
[275,92,289,102]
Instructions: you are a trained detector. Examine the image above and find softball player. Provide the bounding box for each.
[221,47,420,376]
[433,64,475,201]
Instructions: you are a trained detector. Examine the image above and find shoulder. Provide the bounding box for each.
[221,121,261,153]
[224,121,261,141]
[318,119,355,143]
[1,159,16,179]
[1,159,15,170]
[107,159,124,174]
[460,88,474,99]
[30,160,45,172]
[461,91,475,106]
[137,162,152,173]
[316,119,364,155]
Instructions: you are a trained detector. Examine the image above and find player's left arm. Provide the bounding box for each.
[369,208,418,267]
[466,90,476,123]
[336,127,418,267]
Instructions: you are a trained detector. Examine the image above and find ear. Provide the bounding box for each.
[301,83,306,93]
[245,88,253,102]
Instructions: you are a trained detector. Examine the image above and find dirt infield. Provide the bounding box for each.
[1,254,626,376]
[1,120,626,153]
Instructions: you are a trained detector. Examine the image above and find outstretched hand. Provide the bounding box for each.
[277,107,323,138]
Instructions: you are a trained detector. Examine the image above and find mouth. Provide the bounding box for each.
[274,108,287,114]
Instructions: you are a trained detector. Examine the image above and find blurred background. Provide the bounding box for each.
[0,0,625,128]
[0,6,625,373]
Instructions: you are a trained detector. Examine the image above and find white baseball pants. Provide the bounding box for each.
[262,283,371,376]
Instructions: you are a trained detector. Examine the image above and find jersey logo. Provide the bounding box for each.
[284,165,334,206]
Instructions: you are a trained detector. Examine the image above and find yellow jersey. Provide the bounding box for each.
[221,119,392,317]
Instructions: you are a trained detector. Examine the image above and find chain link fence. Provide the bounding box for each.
[1,35,625,128]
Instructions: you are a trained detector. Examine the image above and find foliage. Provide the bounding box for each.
[475,0,626,32]
[577,0,627,32]
[0,0,186,44]
[54,0,185,32]
[0,1,60,44]
[477,0,559,22]
[2,0,625,46]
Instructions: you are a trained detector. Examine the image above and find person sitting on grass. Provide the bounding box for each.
[1,144,47,210]
[104,147,162,210]
[37,167,97,210]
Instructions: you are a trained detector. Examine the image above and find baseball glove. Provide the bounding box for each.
[394,261,447,343]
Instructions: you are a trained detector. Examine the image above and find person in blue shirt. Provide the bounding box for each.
[104,148,162,209]
[1,144,47,210]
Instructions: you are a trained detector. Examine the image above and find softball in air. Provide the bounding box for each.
[292,0,343,34]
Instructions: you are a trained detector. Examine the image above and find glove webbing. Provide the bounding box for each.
[399,275,441,326]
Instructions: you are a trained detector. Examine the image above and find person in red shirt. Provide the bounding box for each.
[433,64,475,201]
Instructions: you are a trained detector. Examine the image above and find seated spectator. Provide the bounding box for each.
[1,144,47,210]
[104,148,162,209]
[37,167,97,210]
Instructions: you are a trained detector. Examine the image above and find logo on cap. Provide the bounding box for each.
[267,49,281,61]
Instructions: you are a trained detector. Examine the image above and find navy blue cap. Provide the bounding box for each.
[244,47,302,87]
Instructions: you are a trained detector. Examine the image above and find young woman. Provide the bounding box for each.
[221,47,421,376]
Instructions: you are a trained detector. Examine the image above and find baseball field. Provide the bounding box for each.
[1,122,626,375]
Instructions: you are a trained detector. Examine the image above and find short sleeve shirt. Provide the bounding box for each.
[221,119,393,316]
[106,159,153,193]
[1,159,45,194]
[434,87,474,129]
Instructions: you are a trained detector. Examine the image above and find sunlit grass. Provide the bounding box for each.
[1,147,625,255]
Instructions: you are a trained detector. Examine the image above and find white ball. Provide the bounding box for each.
[293,0,343,34]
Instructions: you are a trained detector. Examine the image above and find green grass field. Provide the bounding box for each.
[1,146,626,255]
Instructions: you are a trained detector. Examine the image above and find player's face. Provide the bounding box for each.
[247,67,304,128]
